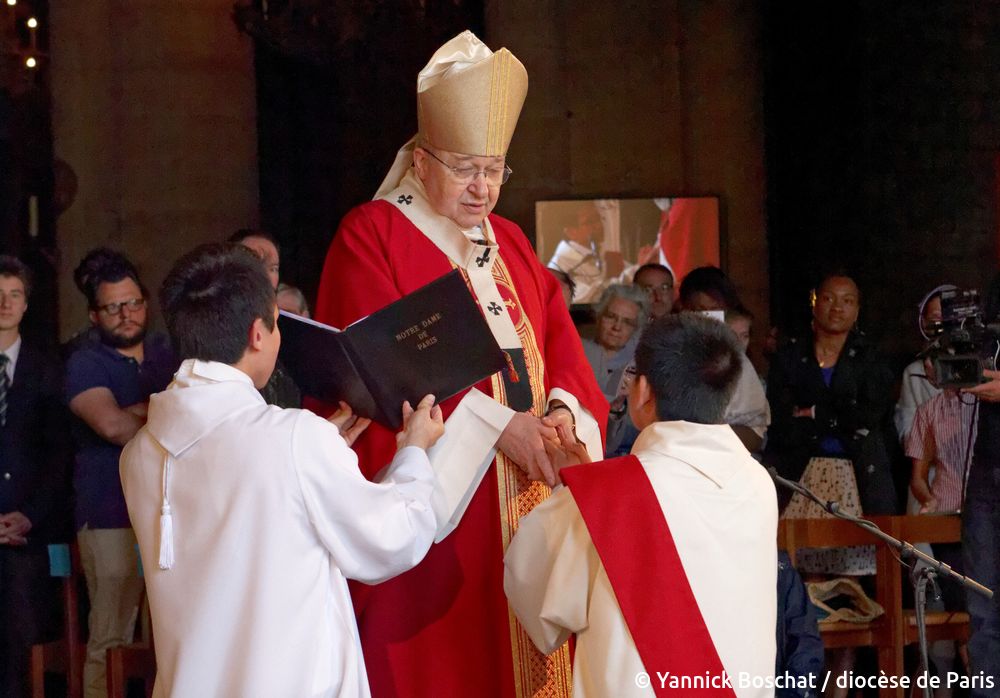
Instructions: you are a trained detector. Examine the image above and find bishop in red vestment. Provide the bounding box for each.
[314,31,607,698]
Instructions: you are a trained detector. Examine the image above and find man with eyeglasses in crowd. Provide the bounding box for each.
[314,31,606,698]
[65,248,176,698]
[632,262,675,318]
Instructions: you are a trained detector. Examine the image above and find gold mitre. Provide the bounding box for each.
[417,30,528,157]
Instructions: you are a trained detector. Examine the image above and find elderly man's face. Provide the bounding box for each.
[634,268,674,318]
[414,146,504,230]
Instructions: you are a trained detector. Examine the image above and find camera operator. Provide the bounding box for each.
[959,275,1000,695]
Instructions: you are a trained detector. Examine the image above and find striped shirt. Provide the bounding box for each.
[905,391,979,512]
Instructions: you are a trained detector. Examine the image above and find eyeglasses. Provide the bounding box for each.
[422,148,512,186]
[96,297,146,316]
[601,311,638,328]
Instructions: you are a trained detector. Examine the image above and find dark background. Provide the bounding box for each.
[3,1,1000,368]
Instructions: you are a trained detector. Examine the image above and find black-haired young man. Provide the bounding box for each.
[121,243,443,696]
[505,313,778,697]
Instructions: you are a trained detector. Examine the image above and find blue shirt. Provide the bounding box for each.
[65,334,177,529]
[818,366,846,456]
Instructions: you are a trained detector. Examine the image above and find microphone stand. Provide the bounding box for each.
[768,467,993,698]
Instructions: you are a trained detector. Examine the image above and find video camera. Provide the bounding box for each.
[924,288,1000,389]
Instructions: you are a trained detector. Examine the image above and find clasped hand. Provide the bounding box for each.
[497,411,586,487]
[0,511,31,546]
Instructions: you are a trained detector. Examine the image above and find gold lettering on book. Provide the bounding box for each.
[395,312,444,350]
[394,325,421,341]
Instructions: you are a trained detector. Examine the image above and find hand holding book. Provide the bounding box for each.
[327,401,372,447]
[278,271,506,429]
[396,394,445,452]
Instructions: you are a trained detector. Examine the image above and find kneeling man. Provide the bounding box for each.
[505,313,778,697]
[121,243,443,697]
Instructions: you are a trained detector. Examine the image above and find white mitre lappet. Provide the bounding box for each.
[374,30,529,198]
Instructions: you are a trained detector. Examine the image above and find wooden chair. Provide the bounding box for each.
[780,516,900,688]
[778,514,970,698]
[106,593,156,698]
[30,543,84,698]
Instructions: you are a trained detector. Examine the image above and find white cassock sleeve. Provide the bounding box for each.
[428,388,514,542]
[290,412,437,584]
[429,387,603,543]
[503,488,595,654]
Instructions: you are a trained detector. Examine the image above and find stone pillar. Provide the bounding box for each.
[49,0,258,338]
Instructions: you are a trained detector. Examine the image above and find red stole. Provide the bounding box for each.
[561,456,737,697]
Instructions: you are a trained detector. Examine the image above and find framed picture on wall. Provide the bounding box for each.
[535,197,721,305]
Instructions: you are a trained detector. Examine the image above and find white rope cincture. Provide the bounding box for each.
[158,452,175,570]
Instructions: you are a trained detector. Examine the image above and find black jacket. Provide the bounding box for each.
[764,332,898,514]
[0,341,74,544]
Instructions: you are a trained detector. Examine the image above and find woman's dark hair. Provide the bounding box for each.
[678,266,742,310]
[228,229,279,247]
[813,268,860,298]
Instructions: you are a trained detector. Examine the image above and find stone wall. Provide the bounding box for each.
[486,0,769,356]
[49,0,258,338]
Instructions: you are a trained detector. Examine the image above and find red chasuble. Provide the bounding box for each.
[561,456,738,697]
[315,200,608,698]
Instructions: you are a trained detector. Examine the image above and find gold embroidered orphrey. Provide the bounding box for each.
[457,256,573,698]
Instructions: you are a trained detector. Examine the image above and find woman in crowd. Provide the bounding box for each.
[764,271,898,574]
[581,284,649,401]
[764,271,897,698]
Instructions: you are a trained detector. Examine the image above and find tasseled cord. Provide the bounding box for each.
[503,350,521,383]
[158,452,175,570]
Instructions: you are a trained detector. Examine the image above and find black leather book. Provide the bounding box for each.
[277,270,507,429]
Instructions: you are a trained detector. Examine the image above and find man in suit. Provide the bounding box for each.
[0,255,72,698]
